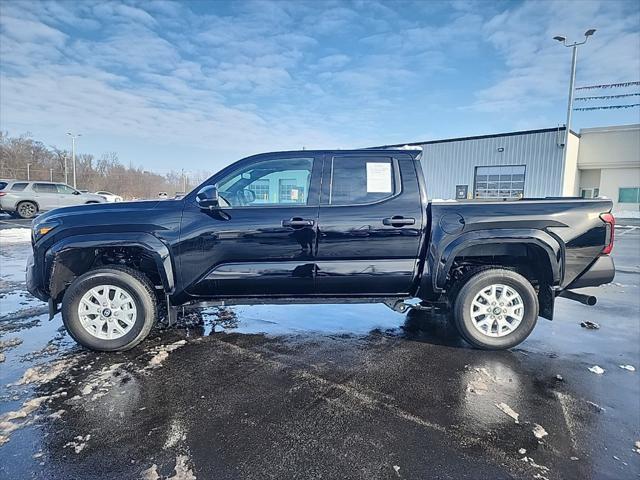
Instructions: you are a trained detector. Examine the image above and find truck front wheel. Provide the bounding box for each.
[453,269,538,350]
[61,266,158,351]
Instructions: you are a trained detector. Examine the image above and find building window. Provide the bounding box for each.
[248,179,270,203]
[278,179,305,203]
[618,187,640,203]
[474,165,525,199]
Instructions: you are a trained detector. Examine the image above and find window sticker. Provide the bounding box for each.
[290,188,299,200]
[366,162,392,193]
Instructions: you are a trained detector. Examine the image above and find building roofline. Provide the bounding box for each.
[370,126,579,149]
[580,123,640,134]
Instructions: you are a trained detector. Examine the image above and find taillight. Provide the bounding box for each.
[600,212,615,254]
[0,192,6,197]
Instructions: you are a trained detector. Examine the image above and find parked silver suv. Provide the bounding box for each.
[0,181,106,219]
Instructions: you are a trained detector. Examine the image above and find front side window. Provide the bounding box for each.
[328,157,395,205]
[619,187,640,203]
[56,184,77,194]
[216,157,313,207]
[33,183,58,193]
[474,165,525,199]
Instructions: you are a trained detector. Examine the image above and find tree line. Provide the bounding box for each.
[0,132,212,199]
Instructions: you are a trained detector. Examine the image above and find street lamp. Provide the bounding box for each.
[554,29,596,154]
[66,132,82,188]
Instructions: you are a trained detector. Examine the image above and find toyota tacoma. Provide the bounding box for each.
[27,149,615,351]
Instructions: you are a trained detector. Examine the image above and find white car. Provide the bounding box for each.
[95,191,123,203]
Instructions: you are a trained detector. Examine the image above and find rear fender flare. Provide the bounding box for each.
[45,232,175,299]
[434,228,563,291]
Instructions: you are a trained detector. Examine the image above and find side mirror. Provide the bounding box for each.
[196,185,220,210]
[73,190,80,195]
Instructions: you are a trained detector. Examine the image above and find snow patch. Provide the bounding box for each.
[495,402,520,423]
[532,424,548,439]
[0,228,31,245]
[14,358,75,385]
[147,340,187,368]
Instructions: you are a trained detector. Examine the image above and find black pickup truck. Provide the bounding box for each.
[27,149,615,351]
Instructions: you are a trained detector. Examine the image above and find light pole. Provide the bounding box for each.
[50,168,53,181]
[66,132,82,188]
[27,163,31,180]
[553,29,596,156]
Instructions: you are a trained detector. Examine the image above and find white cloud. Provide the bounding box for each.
[470,0,640,113]
[0,0,637,170]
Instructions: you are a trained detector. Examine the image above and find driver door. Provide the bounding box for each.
[179,153,322,297]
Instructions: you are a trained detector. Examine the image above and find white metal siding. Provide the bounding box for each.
[418,130,566,200]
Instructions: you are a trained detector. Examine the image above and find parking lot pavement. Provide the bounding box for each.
[0,214,33,230]
[1,227,639,480]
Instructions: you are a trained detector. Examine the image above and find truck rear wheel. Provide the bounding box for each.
[453,269,538,350]
[61,266,158,351]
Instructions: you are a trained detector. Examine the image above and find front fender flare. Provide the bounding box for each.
[433,228,563,291]
[45,232,175,299]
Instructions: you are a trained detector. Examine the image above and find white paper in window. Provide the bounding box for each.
[290,189,299,200]
[366,162,392,193]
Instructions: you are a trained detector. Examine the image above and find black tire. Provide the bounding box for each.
[453,269,538,350]
[16,201,38,219]
[61,266,158,351]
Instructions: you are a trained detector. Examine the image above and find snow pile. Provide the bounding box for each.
[0,228,31,245]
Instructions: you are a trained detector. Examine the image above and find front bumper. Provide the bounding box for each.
[26,252,49,301]
[566,255,615,289]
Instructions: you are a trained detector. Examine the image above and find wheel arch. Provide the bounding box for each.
[428,229,561,321]
[435,229,562,291]
[45,233,175,303]
[16,199,40,212]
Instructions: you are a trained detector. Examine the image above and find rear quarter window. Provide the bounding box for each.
[0,181,7,190]
[10,182,28,191]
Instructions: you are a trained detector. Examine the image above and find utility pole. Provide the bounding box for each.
[50,168,53,181]
[27,163,31,180]
[64,153,68,184]
[66,132,82,188]
[553,29,596,159]
[181,169,186,192]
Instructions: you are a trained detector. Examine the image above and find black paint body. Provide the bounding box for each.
[27,149,615,316]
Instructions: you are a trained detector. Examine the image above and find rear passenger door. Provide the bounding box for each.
[32,183,59,210]
[315,154,424,295]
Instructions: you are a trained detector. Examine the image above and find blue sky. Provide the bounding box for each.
[1,0,639,174]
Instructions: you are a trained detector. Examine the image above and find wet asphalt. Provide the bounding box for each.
[0,216,639,480]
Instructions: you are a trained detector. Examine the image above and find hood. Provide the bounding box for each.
[36,200,162,223]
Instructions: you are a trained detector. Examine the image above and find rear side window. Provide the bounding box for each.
[0,181,7,190]
[10,182,28,191]
[328,157,396,205]
[33,183,58,193]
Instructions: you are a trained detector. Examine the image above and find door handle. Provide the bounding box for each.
[383,216,415,227]
[282,218,315,228]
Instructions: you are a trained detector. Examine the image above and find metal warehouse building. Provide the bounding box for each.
[378,124,640,217]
